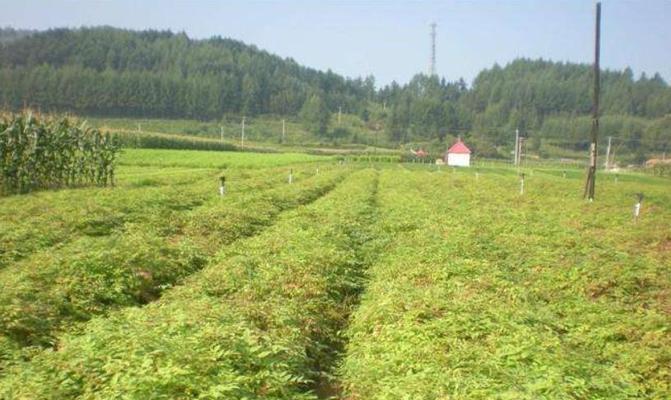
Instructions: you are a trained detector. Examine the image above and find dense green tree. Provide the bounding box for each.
[299,92,330,136]
[0,27,368,119]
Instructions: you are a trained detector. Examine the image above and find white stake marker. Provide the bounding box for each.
[633,193,644,221]
[219,176,226,197]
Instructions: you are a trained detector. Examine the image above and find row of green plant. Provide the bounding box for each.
[0,163,303,269]
[0,166,344,353]
[0,113,117,195]
[117,148,329,169]
[644,162,671,176]
[0,170,379,399]
[0,148,337,271]
[340,169,671,398]
[337,154,402,163]
[0,169,216,269]
[111,129,240,152]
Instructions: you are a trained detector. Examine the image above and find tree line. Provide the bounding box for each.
[0,27,375,120]
[1,27,669,156]
[379,60,671,156]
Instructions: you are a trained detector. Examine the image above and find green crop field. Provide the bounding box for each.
[0,148,669,399]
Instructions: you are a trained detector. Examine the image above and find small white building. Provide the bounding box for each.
[445,139,471,167]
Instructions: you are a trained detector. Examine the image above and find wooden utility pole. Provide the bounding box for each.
[241,116,246,149]
[584,1,601,201]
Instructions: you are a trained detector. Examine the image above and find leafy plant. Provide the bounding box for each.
[0,112,118,195]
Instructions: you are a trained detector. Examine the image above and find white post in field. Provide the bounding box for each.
[282,119,286,143]
[604,136,612,169]
[633,193,643,222]
[241,116,246,149]
[514,129,520,166]
[219,176,226,197]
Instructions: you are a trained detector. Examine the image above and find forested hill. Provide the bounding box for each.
[379,59,671,150]
[0,27,374,119]
[1,27,669,156]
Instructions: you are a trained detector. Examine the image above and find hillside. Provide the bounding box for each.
[0,27,372,120]
[380,61,671,158]
[1,27,670,159]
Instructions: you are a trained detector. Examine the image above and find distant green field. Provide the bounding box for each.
[87,114,388,149]
[0,149,669,399]
[118,148,330,169]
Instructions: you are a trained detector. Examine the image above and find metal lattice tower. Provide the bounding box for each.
[429,22,437,76]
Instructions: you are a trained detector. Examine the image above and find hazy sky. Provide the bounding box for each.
[1,0,669,87]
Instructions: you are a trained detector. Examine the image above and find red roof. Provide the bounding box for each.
[447,140,471,154]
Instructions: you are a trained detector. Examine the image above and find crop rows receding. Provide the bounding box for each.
[0,158,669,399]
[0,162,342,345]
[340,169,671,399]
[0,169,379,398]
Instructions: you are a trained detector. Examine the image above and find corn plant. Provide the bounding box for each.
[0,112,118,195]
